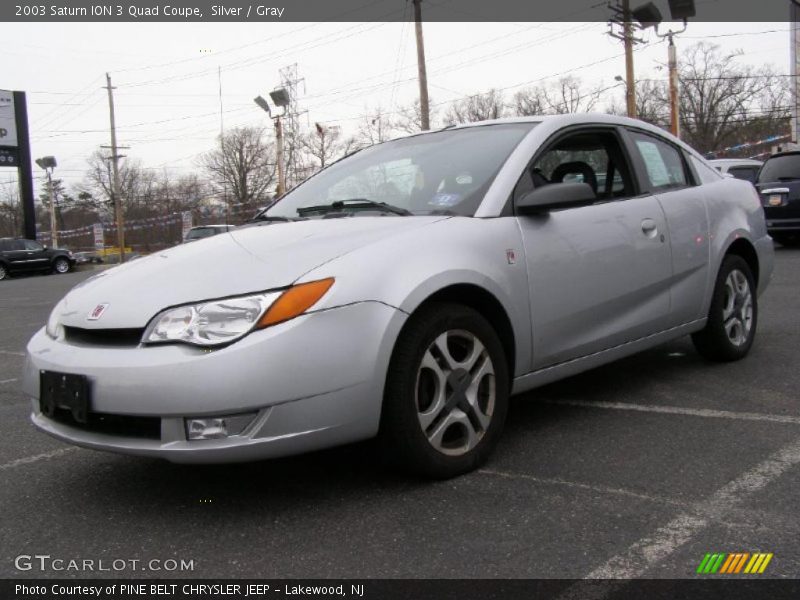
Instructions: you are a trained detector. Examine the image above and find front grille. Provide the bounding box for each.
[48,406,161,440]
[63,326,144,347]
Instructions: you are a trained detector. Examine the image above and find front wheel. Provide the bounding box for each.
[691,255,757,362]
[53,257,71,274]
[379,302,509,479]
[0,263,7,281]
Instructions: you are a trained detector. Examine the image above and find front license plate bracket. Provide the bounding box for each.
[40,371,91,424]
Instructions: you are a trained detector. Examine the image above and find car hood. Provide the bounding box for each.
[55,216,445,329]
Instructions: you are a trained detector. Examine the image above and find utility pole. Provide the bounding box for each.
[622,0,636,118]
[104,73,126,264]
[667,33,680,137]
[45,169,57,247]
[792,1,800,144]
[412,0,431,130]
[275,116,285,197]
[608,0,641,119]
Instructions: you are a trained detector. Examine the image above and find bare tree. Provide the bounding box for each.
[199,126,276,208]
[542,76,604,114]
[606,78,670,127]
[444,89,505,125]
[394,98,437,134]
[353,107,396,149]
[678,43,778,153]
[299,123,353,172]
[513,87,547,117]
[0,183,22,238]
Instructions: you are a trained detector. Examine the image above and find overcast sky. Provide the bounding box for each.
[0,18,791,197]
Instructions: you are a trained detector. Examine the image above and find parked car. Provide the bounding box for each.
[73,251,104,265]
[710,158,763,184]
[0,238,75,281]
[754,151,800,247]
[24,114,773,478]
[183,224,234,242]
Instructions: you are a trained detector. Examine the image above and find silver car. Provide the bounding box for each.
[23,114,773,478]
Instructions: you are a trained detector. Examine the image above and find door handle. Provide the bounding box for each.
[641,218,658,238]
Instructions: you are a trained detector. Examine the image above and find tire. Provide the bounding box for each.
[691,255,757,362]
[53,257,71,274]
[0,263,7,281]
[379,302,509,479]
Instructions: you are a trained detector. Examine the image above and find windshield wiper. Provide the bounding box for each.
[296,199,412,217]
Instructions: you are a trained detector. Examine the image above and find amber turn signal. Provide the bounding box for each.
[257,278,335,328]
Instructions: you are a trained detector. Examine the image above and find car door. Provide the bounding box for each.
[22,239,51,271]
[624,129,710,328]
[514,126,673,369]
[4,239,31,273]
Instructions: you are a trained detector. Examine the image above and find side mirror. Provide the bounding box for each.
[516,182,596,215]
[42,245,48,250]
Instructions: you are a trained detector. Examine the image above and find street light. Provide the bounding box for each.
[631,0,695,138]
[35,155,58,247]
[254,89,289,197]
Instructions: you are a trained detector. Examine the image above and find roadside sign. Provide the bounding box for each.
[0,90,17,148]
[0,147,18,167]
[93,223,104,250]
[181,211,193,240]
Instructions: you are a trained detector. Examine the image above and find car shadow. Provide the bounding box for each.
[61,338,715,513]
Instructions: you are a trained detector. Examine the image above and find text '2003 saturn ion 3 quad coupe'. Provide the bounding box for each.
[24,115,773,478]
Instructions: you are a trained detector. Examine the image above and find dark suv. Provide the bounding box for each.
[0,238,75,281]
[756,151,800,246]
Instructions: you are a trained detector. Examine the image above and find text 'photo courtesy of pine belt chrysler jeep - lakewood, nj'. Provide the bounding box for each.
[23,114,774,479]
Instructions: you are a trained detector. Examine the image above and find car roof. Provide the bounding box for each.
[767,151,800,159]
[190,224,230,229]
[709,158,763,167]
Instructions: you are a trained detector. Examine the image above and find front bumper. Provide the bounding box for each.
[23,301,406,463]
[765,217,800,233]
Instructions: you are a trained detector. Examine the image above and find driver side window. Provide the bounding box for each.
[514,128,635,205]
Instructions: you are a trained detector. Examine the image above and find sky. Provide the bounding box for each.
[0,16,792,198]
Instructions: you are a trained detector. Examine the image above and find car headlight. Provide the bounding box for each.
[142,278,334,347]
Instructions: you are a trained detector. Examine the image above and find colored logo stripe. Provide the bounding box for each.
[697,552,773,574]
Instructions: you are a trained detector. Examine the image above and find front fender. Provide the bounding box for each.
[300,217,533,378]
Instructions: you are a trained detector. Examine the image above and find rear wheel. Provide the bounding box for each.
[380,302,509,479]
[691,255,757,361]
[53,257,70,274]
[0,263,7,281]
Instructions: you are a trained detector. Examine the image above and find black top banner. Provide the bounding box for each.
[1,0,798,23]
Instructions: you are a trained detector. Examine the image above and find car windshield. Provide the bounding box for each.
[758,155,800,183]
[263,123,535,219]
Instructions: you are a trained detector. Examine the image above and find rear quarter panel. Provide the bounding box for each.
[702,176,773,309]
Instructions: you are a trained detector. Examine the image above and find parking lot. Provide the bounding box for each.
[0,249,798,580]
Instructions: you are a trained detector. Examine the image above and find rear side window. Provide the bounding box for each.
[9,240,25,250]
[727,166,759,184]
[0,240,9,251]
[629,131,689,190]
[757,155,800,183]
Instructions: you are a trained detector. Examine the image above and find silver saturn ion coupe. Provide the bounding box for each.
[24,115,773,478]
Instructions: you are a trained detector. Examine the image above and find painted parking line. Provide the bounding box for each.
[576,435,800,582]
[0,447,79,471]
[479,469,685,508]
[0,350,25,357]
[0,378,18,385]
[541,398,800,426]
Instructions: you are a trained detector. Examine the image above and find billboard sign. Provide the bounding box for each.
[0,90,17,148]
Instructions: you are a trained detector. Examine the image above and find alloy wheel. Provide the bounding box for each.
[722,269,753,347]
[415,329,496,457]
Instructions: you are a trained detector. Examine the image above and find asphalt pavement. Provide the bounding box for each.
[0,251,798,580]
